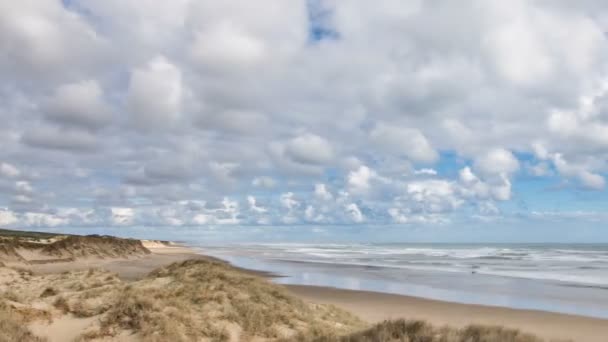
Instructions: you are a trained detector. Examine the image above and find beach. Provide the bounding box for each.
[31,242,608,341]
[199,242,608,342]
[286,285,608,342]
[3,233,608,341]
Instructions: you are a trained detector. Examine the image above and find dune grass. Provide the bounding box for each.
[293,319,547,342]
[0,254,554,342]
[75,259,364,341]
[0,300,48,342]
[0,228,62,239]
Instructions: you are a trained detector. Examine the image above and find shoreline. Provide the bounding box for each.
[10,239,608,341]
[196,246,608,342]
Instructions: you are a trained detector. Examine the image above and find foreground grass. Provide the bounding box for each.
[0,259,364,341]
[0,258,556,341]
[0,300,47,342]
[294,319,547,342]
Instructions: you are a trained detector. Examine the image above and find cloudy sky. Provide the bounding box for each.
[1,0,608,242]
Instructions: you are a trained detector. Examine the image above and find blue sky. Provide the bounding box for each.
[1,0,608,242]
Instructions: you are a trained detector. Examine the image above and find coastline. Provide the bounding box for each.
[194,245,608,342]
[7,238,608,341]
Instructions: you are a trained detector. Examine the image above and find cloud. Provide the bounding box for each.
[0,163,20,178]
[345,203,364,223]
[127,56,182,130]
[552,153,605,190]
[21,125,98,152]
[247,195,267,214]
[44,80,110,130]
[406,179,462,213]
[314,183,333,201]
[284,133,334,165]
[475,148,520,176]
[414,168,437,176]
[370,123,438,163]
[1,1,608,230]
[347,165,376,194]
[252,176,276,188]
[111,207,134,226]
[0,208,18,226]
[190,22,266,70]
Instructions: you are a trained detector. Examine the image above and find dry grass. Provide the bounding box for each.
[78,259,364,341]
[0,300,47,342]
[0,233,150,265]
[291,319,547,342]
[0,256,553,342]
[40,235,150,259]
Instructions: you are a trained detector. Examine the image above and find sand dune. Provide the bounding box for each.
[1,234,150,267]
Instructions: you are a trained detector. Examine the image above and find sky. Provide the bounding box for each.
[1,0,608,242]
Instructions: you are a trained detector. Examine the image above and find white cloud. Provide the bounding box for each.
[345,203,364,223]
[24,212,68,227]
[414,168,437,176]
[490,175,513,201]
[407,179,462,213]
[347,165,376,194]
[190,22,266,70]
[314,183,333,201]
[0,163,20,178]
[280,192,298,210]
[247,195,267,213]
[552,154,605,190]
[44,80,110,129]
[370,123,438,163]
[475,148,520,176]
[111,207,134,226]
[0,208,18,226]
[1,1,608,229]
[285,133,334,165]
[127,56,182,129]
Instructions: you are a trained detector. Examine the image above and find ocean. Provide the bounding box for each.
[196,243,608,319]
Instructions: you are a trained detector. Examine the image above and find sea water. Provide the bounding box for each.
[197,243,608,319]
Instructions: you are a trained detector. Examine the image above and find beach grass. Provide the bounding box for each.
[293,319,547,341]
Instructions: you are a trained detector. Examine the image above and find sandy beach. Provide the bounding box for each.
[286,284,608,342]
[26,242,209,280]
[3,235,608,341]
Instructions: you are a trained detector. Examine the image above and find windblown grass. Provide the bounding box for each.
[0,257,554,342]
[79,259,364,341]
[292,319,548,342]
[0,300,47,342]
[0,233,150,264]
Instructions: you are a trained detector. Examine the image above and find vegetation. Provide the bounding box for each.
[78,259,364,340]
[0,228,63,239]
[0,234,150,264]
[294,319,547,342]
[0,300,48,342]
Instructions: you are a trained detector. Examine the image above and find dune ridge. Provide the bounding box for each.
[0,233,150,265]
